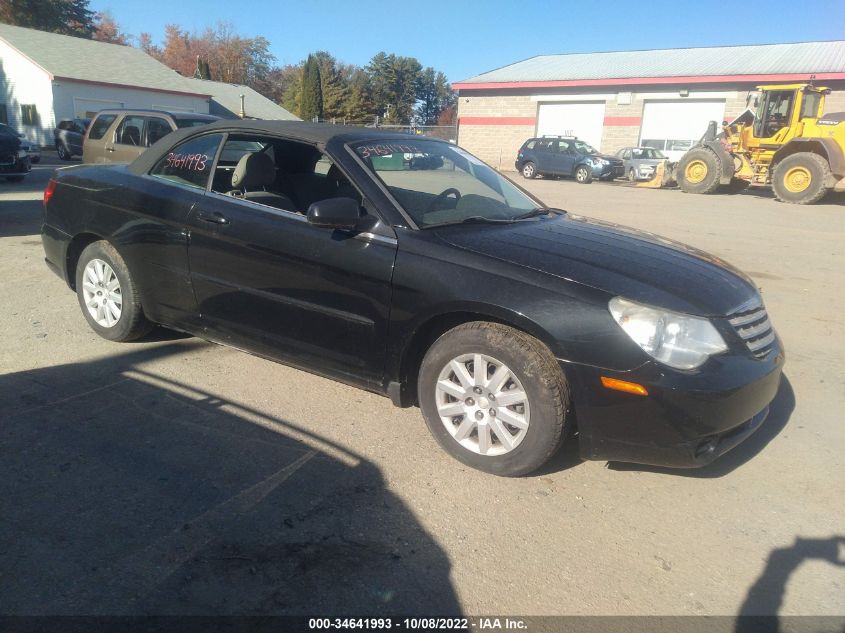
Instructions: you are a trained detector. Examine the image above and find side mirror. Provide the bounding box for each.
[307,197,361,231]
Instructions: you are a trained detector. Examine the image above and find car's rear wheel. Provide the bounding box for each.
[75,240,153,342]
[521,161,537,179]
[418,322,570,476]
[575,164,592,184]
[56,142,71,160]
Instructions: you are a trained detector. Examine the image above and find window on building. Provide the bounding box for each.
[21,104,39,126]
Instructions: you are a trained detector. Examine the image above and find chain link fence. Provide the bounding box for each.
[312,117,457,142]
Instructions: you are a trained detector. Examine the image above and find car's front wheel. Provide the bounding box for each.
[75,240,153,342]
[575,164,593,184]
[418,322,570,476]
[628,167,637,182]
[56,142,71,160]
[521,161,537,179]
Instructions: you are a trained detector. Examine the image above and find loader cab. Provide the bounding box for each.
[753,89,795,139]
[751,84,828,142]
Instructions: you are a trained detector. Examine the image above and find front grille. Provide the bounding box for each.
[728,303,775,359]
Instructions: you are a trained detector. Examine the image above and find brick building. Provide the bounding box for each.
[453,41,845,169]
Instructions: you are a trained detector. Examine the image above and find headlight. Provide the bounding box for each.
[608,297,727,370]
[17,149,27,158]
[592,158,609,166]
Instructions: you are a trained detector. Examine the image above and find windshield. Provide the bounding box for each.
[572,140,597,154]
[352,139,540,227]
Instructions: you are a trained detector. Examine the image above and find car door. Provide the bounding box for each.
[109,115,147,163]
[186,134,397,388]
[532,139,555,173]
[555,139,577,175]
[69,121,86,155]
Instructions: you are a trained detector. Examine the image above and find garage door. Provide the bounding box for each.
[73,98,124,119]
[537,102,606,149]
[640,100,726,161]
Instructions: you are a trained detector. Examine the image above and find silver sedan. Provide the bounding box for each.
[615,147,668,181]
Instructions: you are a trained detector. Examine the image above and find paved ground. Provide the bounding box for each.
[1,157,843,619]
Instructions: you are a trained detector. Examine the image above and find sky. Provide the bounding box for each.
[89,0,845,82]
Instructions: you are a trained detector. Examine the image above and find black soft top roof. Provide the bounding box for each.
[129,120,430,175]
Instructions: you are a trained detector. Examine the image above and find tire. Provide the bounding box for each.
[771,152,831,205]
[418,322,570,477]
[521,161,537,179]
[574,164,593,184]
[628,168,637,182]
[677,147,722,194]
[56,142,71,160]
[75,240,153,342]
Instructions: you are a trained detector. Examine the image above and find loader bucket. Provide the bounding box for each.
[636,161,676,188]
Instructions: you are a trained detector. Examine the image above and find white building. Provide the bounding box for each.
[0,23,297,147]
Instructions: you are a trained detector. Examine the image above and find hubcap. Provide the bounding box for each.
[784,166,811,193]
[577,168,588,182]
[435,353,530,456]
[81,259,122,328]
[685,159,708,184]
[523,164,534,177]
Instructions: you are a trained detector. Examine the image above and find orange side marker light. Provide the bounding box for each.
[600,376,649,397]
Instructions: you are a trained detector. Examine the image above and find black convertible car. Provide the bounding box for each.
[41,121,784,476]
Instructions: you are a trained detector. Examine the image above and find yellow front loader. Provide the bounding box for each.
[649,83,845,204]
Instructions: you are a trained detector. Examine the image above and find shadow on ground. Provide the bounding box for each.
[0,197,41,238]
[608,375,795,478]
[735,535,845,633]
[0,342,461,615]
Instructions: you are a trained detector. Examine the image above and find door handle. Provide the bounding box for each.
[196,210,230,225]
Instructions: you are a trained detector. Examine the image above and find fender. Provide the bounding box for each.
[773,138,845,179]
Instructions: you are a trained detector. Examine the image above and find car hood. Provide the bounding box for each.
[434,214,758,317]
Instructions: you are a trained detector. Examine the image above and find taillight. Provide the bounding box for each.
[44,179,57,206]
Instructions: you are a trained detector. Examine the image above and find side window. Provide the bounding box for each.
[524,140,536,150]
[146,117,172,146]
[88,114,117,141]
[115,116,145,146]
[211,134,360,212]
[623,149,632,160]
[557,140,572,154]
[150,133,223,190]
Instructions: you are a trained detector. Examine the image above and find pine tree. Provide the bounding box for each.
[299,54,323,121]
[0,0,96,38]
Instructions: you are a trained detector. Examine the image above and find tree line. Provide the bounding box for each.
[0,0,456,126]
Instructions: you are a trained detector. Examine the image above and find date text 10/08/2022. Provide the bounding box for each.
[307,618,527,630]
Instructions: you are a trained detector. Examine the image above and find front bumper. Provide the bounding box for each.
[590,162,624,179]
[564,338,785,468]
[0,157,31,176]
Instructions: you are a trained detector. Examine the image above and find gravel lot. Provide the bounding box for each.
[1,156,843,620]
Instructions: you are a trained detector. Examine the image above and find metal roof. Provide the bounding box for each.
[0,23,207,96]
[182,78,299,121]
[457,41,845,85]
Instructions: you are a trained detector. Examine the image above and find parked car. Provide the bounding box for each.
[0,132,29,182]
[0,122,40,164]
[42,120,784,476]
[616,146,669,181]
[54,118,90,160]
[516,136,624,183]
[82,109,220,164]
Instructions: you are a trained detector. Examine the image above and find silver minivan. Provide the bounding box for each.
[82,109,220,164]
